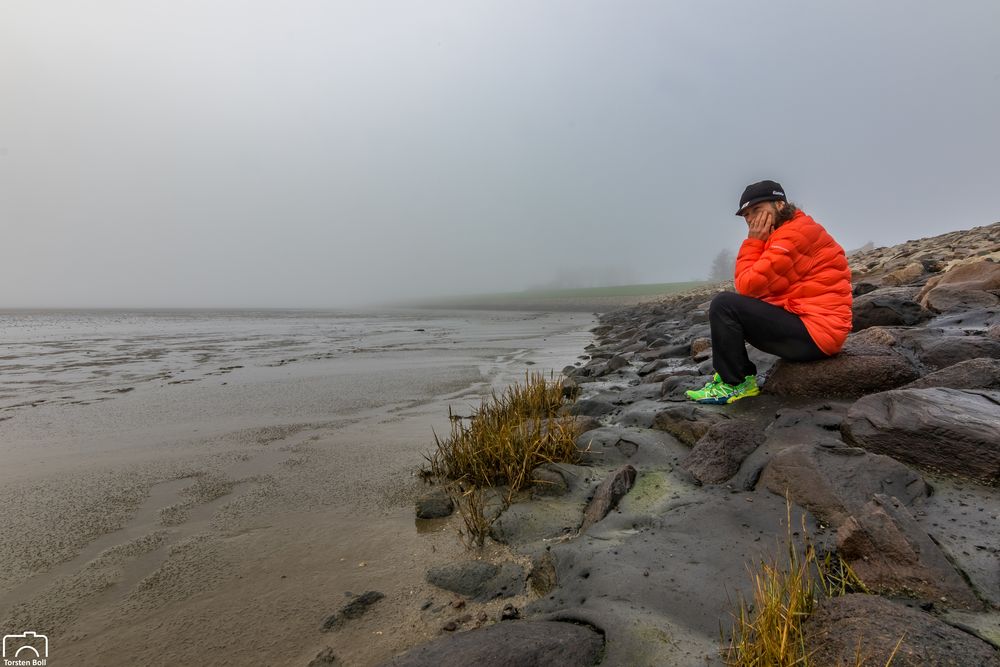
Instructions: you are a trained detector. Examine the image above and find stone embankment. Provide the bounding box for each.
[380,222,1000,666]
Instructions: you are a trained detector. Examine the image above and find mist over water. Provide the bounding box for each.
[2,1,999,308]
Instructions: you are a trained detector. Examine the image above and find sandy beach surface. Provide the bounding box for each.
[0,308,593,666]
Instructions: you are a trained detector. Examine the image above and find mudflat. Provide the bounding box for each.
[0,308,592,666]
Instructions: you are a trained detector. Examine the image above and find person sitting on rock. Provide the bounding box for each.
[686,180,853,404]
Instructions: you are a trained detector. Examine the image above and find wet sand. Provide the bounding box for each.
[0,309,593,666]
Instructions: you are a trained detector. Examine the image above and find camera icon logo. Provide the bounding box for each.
[2,631,49,659]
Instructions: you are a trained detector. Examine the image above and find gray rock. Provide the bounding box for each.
[530,465,569,497]
[425,561,525,602]
[568,398,615,418]
[415,488,454,519]
[606,355,629,371]
[527,553,557,595]
[307,647,338,666]
[638,359,669,376]
[574,426,688,468]
[579,465,637,534]
[651,404,730,445]
[902,357,1000,390]
[836,494,981,609]
[842,388,1000,485]
[758,443,929,527]
[322,591,385,631]
[380,620,605,667]
[659,371,705,399]
[803,595,1000,667]
[681,420,765,484]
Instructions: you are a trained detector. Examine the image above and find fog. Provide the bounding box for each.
[2,1,998,308]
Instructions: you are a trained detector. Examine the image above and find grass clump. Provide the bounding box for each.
[724,499,894,667]
[426,372,582,547]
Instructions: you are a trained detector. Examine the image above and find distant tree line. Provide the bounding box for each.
[709,249,735,282]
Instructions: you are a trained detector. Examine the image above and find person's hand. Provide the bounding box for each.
[746,207,775,241]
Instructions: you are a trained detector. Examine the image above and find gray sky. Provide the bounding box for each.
[2,1,998,308]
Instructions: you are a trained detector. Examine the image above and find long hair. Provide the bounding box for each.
[775,202,799,227]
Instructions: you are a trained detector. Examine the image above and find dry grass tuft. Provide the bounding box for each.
[426,372,582,547]
[427,372,581,490]
[723,499,893,667]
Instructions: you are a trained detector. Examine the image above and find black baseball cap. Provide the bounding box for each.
[735,180,786,216]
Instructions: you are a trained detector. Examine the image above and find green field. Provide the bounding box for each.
[412,281,711,311]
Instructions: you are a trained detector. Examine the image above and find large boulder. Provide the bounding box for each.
[852,287,933,331]
[902,357,1000,390]
[763,337,920,398]
[803,595,1000,667]
[841,388,1000,485]
[909,334,1000,370]
[918,259,1000,313]
[758,443,929,527]
[923,286,1000,313]
[836,494,981,608]
[681,420,765,484]
[381,620,605,667]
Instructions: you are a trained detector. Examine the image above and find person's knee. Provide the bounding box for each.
[709,291,741,318]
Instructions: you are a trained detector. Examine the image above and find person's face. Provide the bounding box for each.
[740,200,783,221]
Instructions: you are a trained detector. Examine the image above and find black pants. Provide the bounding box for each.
[709,291,827,385]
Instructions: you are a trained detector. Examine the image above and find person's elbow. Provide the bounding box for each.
[734,273,767,297]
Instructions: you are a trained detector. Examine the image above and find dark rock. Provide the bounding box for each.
[579,465,637,534]
[836,494,981,608]
[307,647,338,666]
[537,416,601,439]
[527,553,557,595]
[651,343,691,359]
[690,337,712,361]
[562,376,580,399]
[379,620,604,667]
[803,594,1000,667]
[651,404,730,445]
[758,443,928,527]
[763,338,920,398]
[852,288,933,331]
[910,334,1000,370]
[568,399,615,418]
[902,357,1000,390]
[606,355,629,372]
[499,604,521,621]
[425,562,525,602]
[853,281,879,296]
[637,359,668,376]
[415,488,454,519]
[842,388,1000,485]
[932,307,1000,332]
[322,591,385,630]
[658,371,705,399]
[530,465,569,497]
[681,420,765,484]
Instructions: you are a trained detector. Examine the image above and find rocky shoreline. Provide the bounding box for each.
[333,222,999,666]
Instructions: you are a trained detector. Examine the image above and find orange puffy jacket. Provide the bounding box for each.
[734,210,852,355]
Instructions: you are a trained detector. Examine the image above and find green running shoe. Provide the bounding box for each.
[685,374,760,404]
